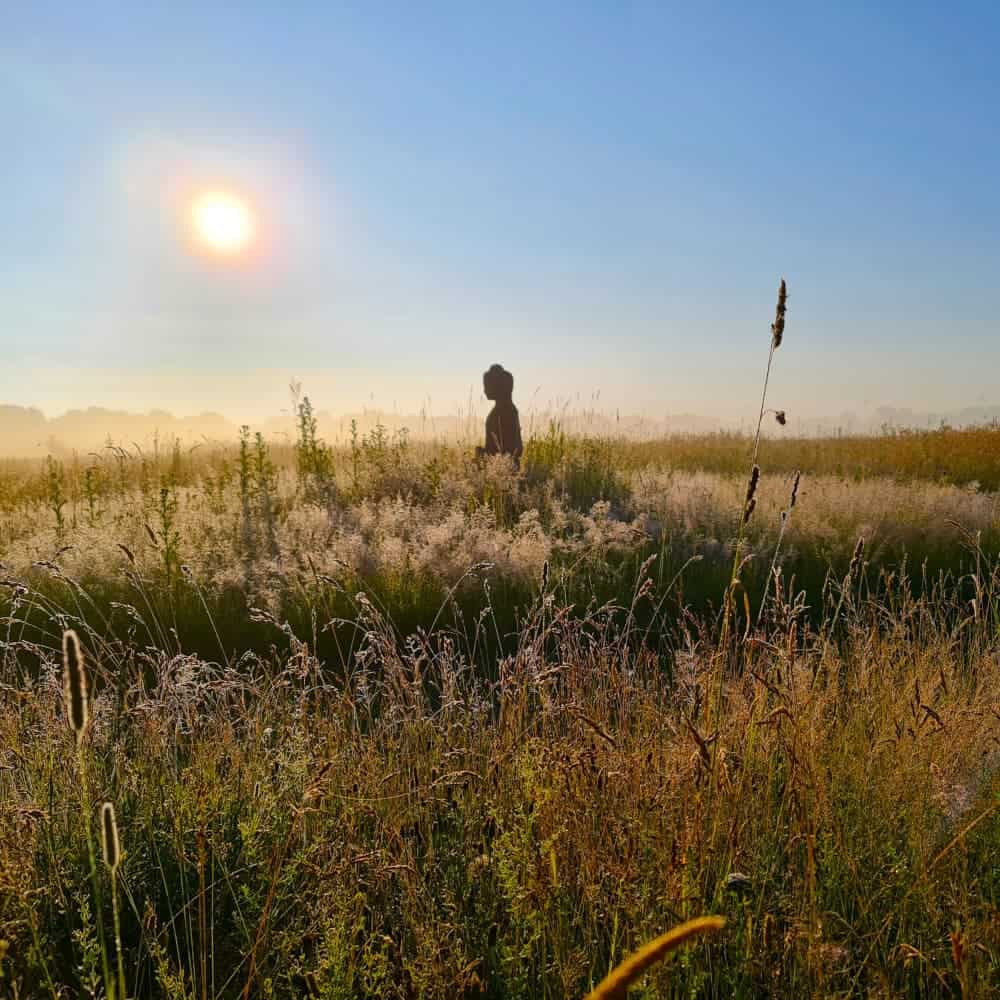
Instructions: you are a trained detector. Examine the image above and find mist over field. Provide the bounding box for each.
[6,397,1000,461]
[0,401,721,458]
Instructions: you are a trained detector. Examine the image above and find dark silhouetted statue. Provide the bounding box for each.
[477,364,523,467]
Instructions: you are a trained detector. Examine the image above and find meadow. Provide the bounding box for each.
[3,396,1000,996]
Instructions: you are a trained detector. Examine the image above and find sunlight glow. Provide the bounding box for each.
[191,191,256,255]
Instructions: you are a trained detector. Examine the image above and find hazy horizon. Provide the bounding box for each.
[5,367,1000,429]
[4,4,999,421]
[10,383,1000,426]
[4,391,1000,462]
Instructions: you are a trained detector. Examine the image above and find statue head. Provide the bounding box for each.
[483,364,514,402]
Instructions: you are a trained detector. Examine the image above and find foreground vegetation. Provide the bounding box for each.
[2,416,1000,996]
[4,277,1000,995]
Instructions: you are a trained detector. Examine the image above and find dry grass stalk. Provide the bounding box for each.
[101,800,128,1000]
[584,916,726,999]
[849,535,865,578]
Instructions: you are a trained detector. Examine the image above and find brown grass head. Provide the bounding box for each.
[771,278,787,349]
[62,629,89,739]
[950,929,967,972]
[742,464,760,523]
[849,535,865,577]
[100,801,121,871]
[745,464,760,506]
[789,470,801,509]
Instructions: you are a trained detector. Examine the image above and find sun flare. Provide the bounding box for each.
[191,191,256,255]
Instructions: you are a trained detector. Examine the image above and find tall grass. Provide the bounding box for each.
[3,283,1000,995]
[4,566,1000,996]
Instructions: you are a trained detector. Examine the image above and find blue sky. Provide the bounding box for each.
[2,2,998,422]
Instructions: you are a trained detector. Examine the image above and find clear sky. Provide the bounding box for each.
[2,2,998,423]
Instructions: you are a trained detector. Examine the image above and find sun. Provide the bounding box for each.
[191,191,256,255]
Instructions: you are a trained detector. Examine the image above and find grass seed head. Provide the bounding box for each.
[745,464,760,506]
[790,471,801,509]
[950,929,967,971]
[743,465,760,523]
[100,801,121,871]
[849,535,865,577]
[774,410,787,426]
[771,278,787,349]
[62,629,89,739]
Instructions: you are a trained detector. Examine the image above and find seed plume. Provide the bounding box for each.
[62,629,89,739]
